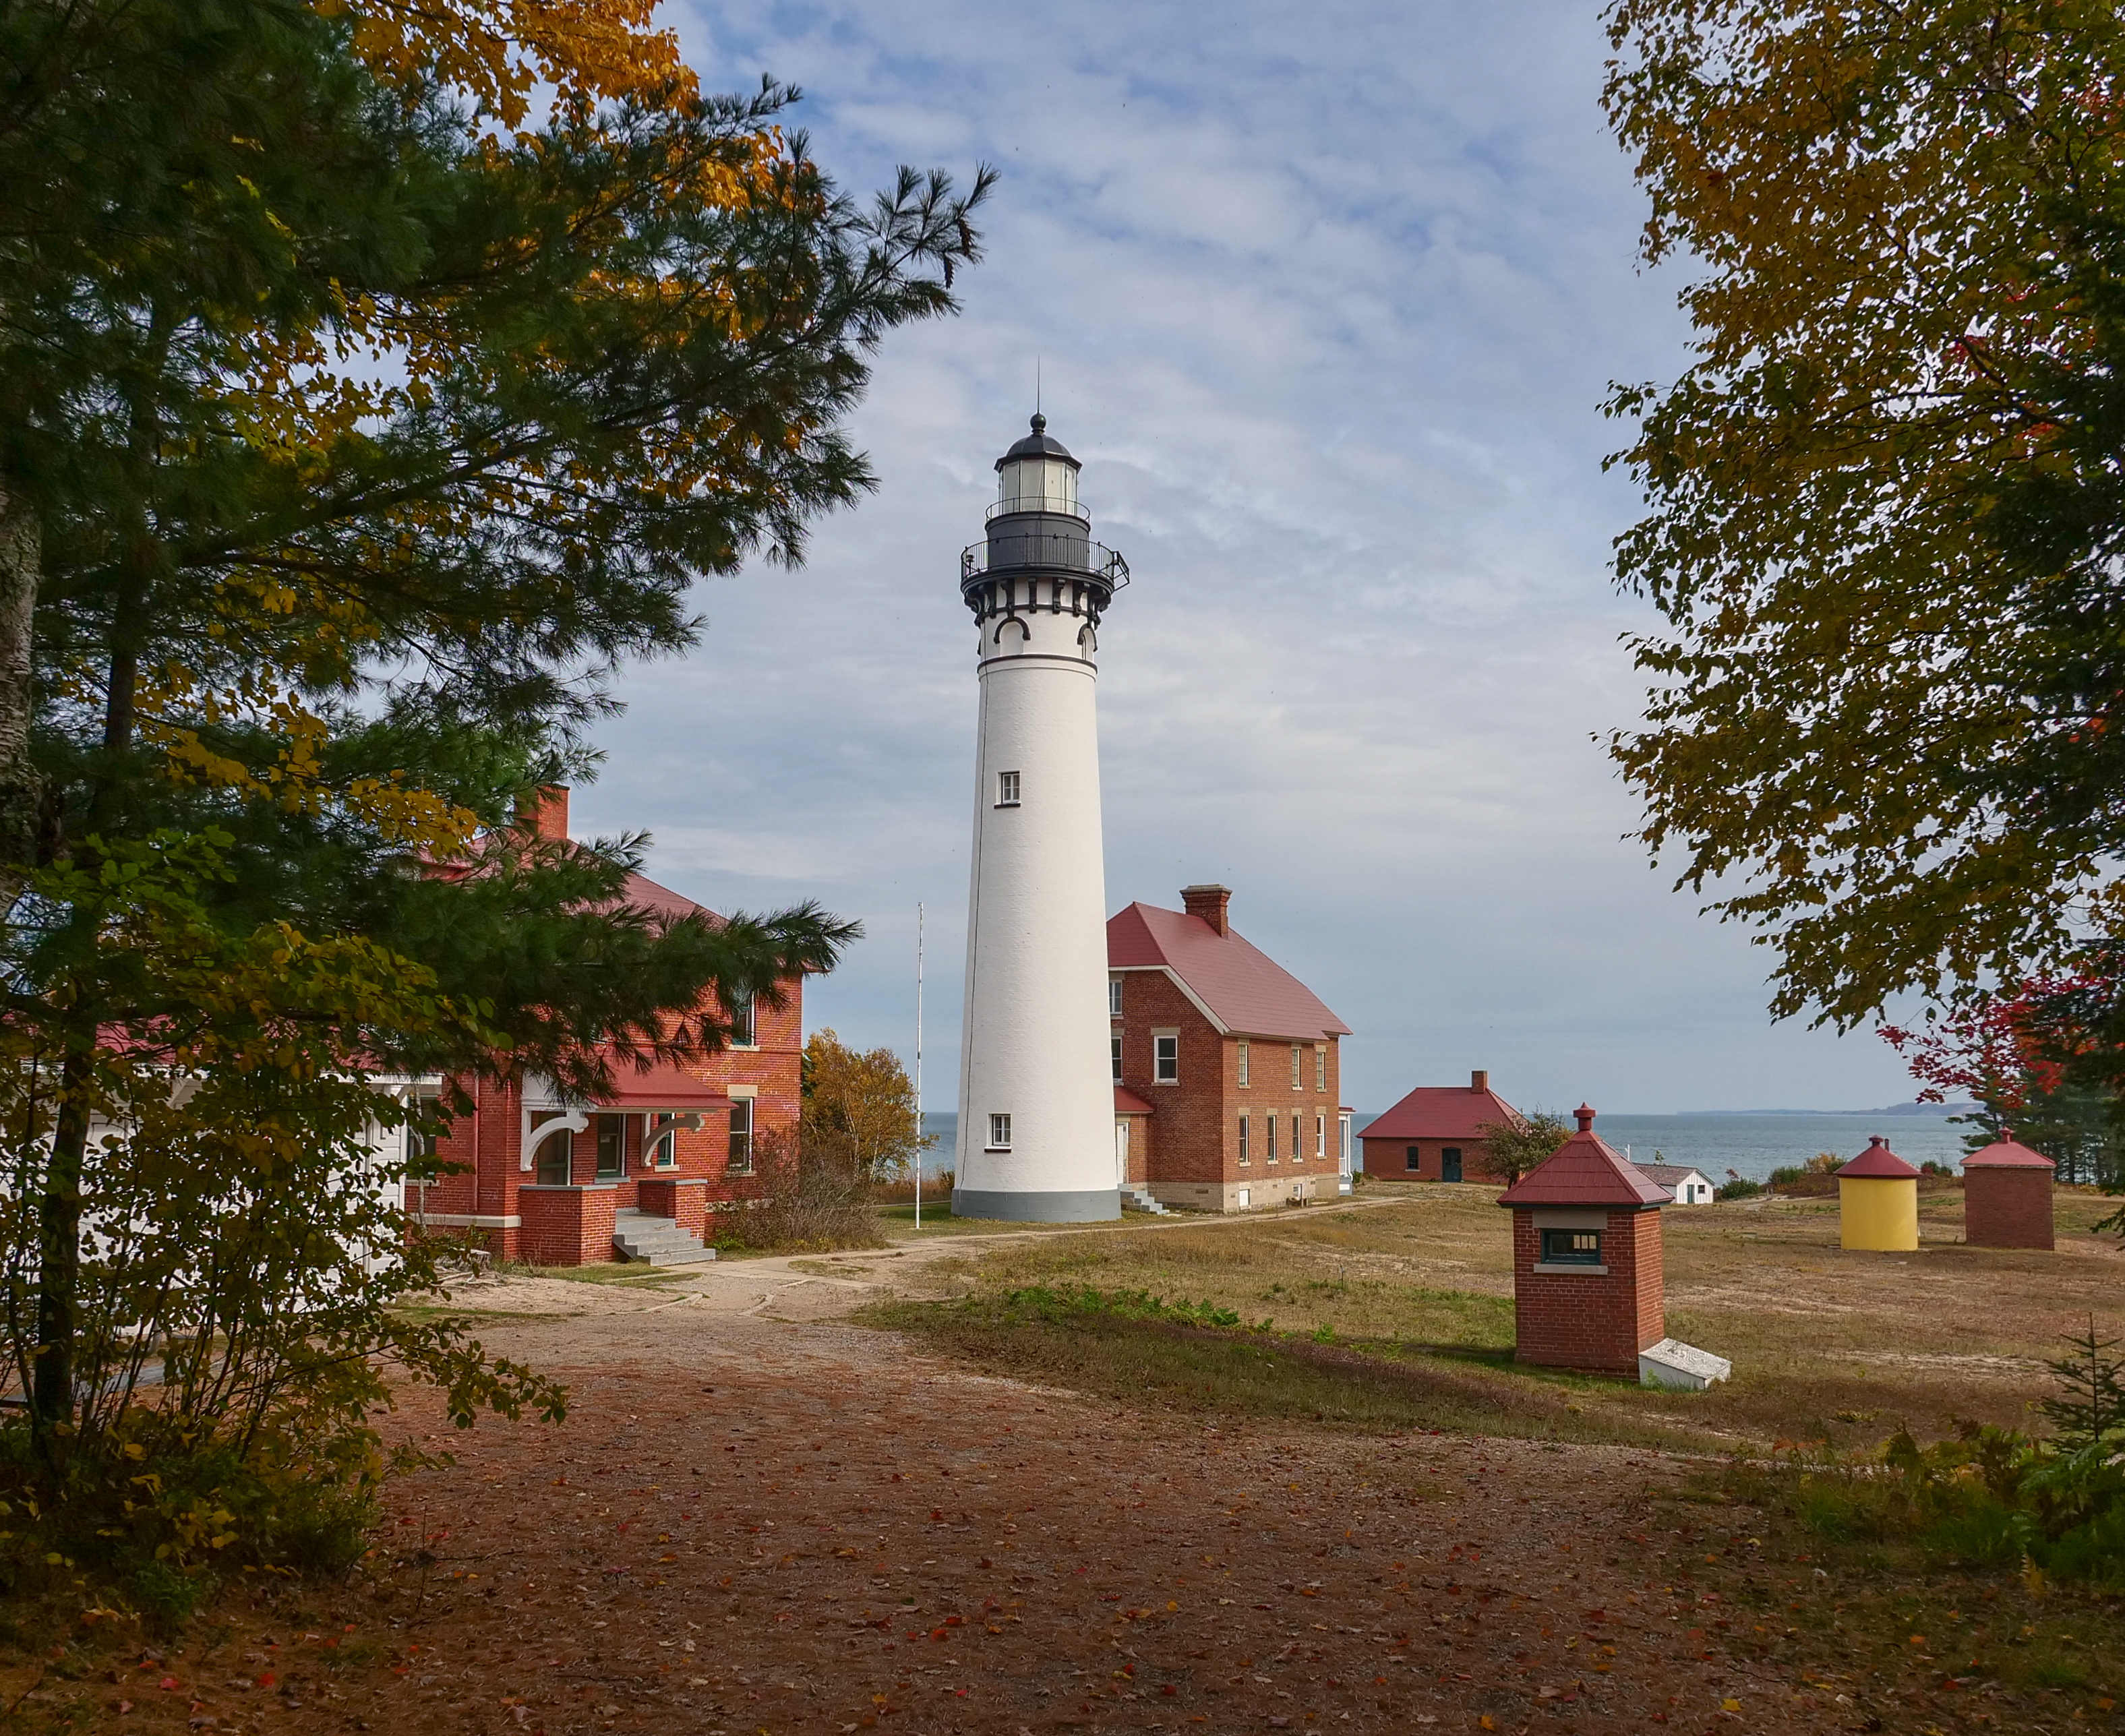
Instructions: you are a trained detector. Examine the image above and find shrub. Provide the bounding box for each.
[713,1129,887,1253]
[1766,1322,2125,1589]
[1716,1176,1764,1201]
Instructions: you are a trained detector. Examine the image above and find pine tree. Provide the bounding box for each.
[2,0,989,1437]
[2042,1319,2125,1449]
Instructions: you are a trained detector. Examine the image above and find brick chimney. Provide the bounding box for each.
[1471,1069,1489,1094]
[519,784,570,841]
[1180,883,1232,936]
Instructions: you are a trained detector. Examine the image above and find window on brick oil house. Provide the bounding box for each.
[988,1112,1013,1149]
[1154,1033,1178,1083]
[595,1113,626,1179]
[1237,1038,1249,1087]
[727,988,756,1048]
[1111,1034,1122,1082]
[727,1100,754,1174]
[1540,1227,1603,1265]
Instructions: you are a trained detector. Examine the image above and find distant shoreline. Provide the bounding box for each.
[1672,1103,1978,1118]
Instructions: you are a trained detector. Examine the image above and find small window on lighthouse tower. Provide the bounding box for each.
[988,1113,1013,1150]
[996,770,1021,807]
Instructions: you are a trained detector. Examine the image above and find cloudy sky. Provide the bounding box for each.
[570,0,1927,1117]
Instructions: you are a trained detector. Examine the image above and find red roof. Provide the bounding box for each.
[595,1058,731,1112]
[1107,902,1349,1039]
[1496,1106,1669,1208]
[1963,1131,2054,1171]
[622,870,720,926]
[1114,1086,1155,1115]
[1360,1085,1523,1143]
[1838,1135,1920,1180]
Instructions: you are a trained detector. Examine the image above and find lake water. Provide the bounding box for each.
[916,1110,1974,1183]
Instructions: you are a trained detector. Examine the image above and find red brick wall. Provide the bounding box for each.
[519,1184,620,1266]
[1964,1168,2054,1250]
[1360,1135,1501,1182]
[1510,1207,1665,1376]
[636,1177,710,1237]
[1111,968,1340,1203]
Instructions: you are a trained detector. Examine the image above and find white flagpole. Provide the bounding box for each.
[914,902,924,1230]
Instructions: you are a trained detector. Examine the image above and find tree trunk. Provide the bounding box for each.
[0,482,40,869]
[30,1050,89,1445]
[30,330,161,1445]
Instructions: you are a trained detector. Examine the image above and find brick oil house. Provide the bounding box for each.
[1108,885,1352,1213]
[1360,1071,1524,1182]
[1497,1106,1669,1376]
[407,789,802,1266]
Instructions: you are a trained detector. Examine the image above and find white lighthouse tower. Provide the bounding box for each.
[952,415,1129,1222]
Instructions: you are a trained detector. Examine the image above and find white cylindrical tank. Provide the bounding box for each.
[953,416,1127,1222]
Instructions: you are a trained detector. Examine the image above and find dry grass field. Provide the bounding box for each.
[870,1179,2125,1455]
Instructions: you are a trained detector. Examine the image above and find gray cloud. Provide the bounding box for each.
[568,0,1927,1115]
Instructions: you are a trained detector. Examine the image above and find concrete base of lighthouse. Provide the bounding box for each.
[951,1186,1121,1224]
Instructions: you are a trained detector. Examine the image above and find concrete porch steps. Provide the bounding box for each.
[1122,1187,1171,1216]
[613,1205,718,1266]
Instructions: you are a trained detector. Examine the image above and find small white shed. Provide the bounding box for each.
[1632,1162,1718,1205]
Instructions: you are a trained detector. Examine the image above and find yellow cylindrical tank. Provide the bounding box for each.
[1836,1135,1921,1251]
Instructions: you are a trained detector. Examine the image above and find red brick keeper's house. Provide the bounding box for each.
[1108,885,1352,1213]
[407,789,800,1266]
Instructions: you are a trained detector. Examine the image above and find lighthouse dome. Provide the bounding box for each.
[994,413,1082,518]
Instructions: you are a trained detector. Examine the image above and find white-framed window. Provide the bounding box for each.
[727,1100,754,1174]
[1266,1114,1278,1164]
[1111,1034,1122,1081]
[648,1112,680,1169]
[727,988,756,1048]
[996,770,1021,806]
[988,1112,1013,1149]
[1154,1033,1178,1083]
[1315,1113,1326,1157]
[1290,1114,1300,1163]
[1108,978,1123,1017]
[1290,1044,1302,1089]
[1238,1114,1250,1166]
[1315,1044,1327,1091]
[1236,1039,1249,1088]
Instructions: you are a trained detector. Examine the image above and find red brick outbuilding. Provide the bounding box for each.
[1962,1130,2056,1251]
[1496,1106,1669,1377]
[1360,1071,1523,1182]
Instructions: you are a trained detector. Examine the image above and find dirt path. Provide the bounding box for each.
[66,1278,1981,1736]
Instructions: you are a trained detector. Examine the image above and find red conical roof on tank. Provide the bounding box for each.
[1962,1129,2055,1171]
[1837,1135,1920,1179]
[1496,1106,1671,1208]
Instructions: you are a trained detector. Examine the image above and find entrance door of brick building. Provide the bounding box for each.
[1441,1147,1463,1182]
